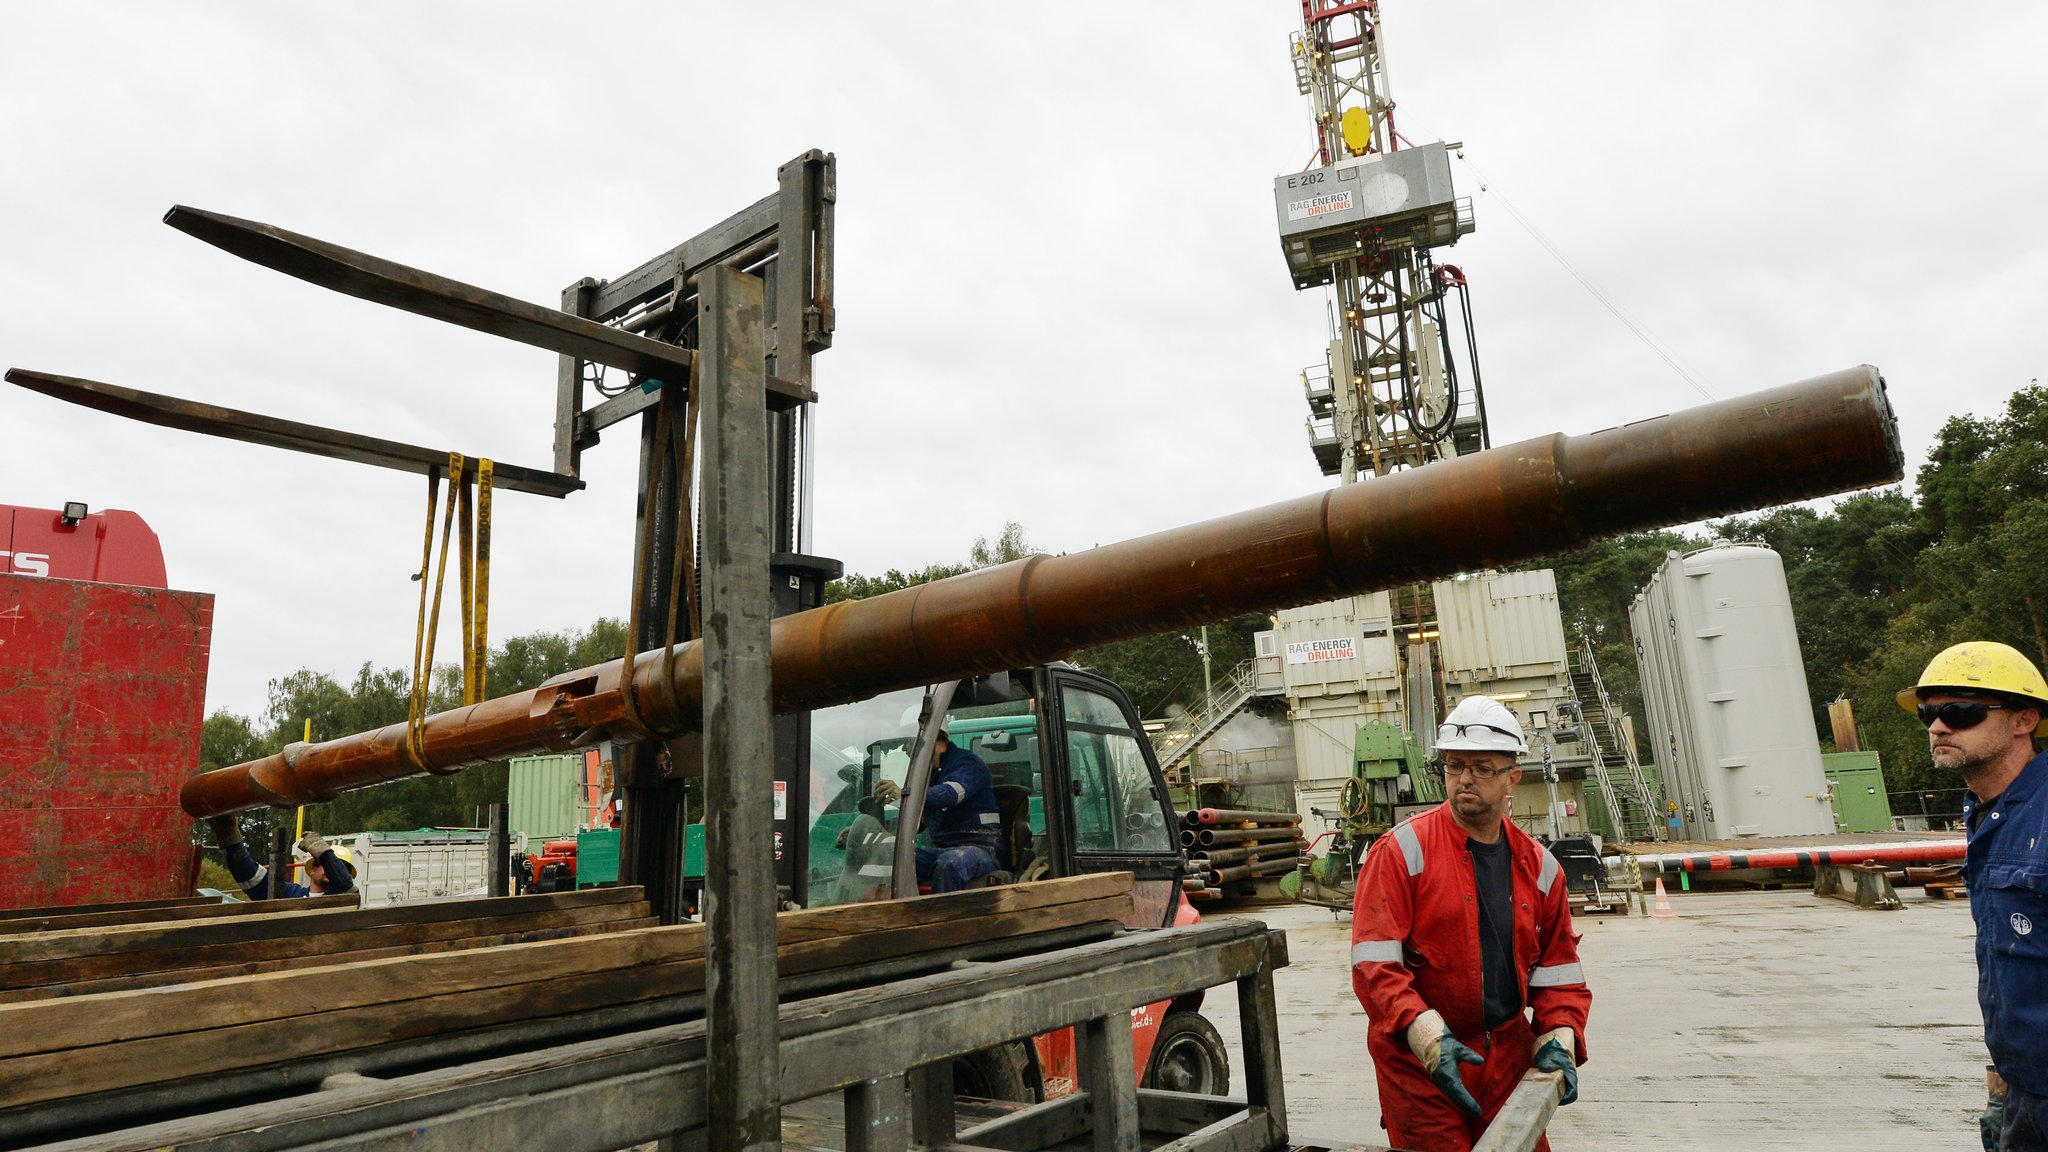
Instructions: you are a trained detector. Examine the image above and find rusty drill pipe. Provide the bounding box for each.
[183,366,1902,817]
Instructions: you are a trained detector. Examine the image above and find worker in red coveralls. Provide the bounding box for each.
[1350,695,1591,1151]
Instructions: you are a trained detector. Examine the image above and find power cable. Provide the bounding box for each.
[1453,152,1718,403]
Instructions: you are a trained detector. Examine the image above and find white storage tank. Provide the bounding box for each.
[1628,543,1833,840]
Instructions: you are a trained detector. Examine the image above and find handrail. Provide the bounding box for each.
[1575,635,1662,841]
[1152,657,1263,776]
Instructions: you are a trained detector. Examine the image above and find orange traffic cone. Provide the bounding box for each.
[1651,876,1677,919]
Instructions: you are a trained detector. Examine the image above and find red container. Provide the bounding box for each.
[0,573,214,909]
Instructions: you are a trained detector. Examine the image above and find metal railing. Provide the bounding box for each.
[1574,636,1663,841]
[1152,657,1264,777]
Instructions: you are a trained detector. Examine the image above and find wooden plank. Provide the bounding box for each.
[0,886,645,965]
[0,895,212,921]
[1148,1109,1285,1152]
[0,880,1133,1107]
[1076,1012,1140,1152]
[1471,1070,1565,1152]
[0,922,1119,1147]
[841,1073,909,1152]
[0,892,358,935]
[956,1092,1091,1151]
[0,894,1128,1066]
[0,916,656,1004]
[45,920,1269,1151]
[0,900,650,990]
[1133,1089,1245,1137]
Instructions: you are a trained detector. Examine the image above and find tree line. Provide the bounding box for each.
[204,383,2045,835]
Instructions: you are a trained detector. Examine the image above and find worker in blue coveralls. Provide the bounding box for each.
[1898,642,2048,1152]
[873,729,1002,893]
[207,816,357,900]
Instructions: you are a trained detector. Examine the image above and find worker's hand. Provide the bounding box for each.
[1531,1027,1578,1106]
[206,816,244,849]
[297,832,331,859]
[1406,1009,1484,1116]
[873,779,902,806]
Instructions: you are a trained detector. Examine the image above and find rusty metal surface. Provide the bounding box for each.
[162,206,812,410]
[6,370,583,498]
[2,575,213,908]
[183,366,1904,817]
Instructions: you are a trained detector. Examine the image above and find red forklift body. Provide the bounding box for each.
[0,507,211,910]
[1,504,169,588]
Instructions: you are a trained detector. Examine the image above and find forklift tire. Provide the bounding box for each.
[953,1040,1040,1103]
[1141,1012,1230,1096]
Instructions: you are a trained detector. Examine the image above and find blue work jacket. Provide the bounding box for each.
[1964,749,2048,1096]
[922,745,1001,848]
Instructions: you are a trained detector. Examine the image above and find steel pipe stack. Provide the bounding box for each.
[1181,809,1308,891]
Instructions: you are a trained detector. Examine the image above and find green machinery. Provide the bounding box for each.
[1289,720,1439,909]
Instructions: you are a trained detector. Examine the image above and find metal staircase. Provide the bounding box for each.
[1569,637,1663,842]
[1151,657,1269,778]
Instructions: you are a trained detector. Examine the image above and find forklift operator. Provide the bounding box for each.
[873,729,1002,893]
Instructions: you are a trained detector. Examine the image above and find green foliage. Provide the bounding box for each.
[1535,383,2048,808]
[204,618,630,837]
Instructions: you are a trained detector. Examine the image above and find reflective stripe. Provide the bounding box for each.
[1528,962,1585,988]
[943,781,967,802]
[1537,849,1561,895]
[1351,939,1405,965]
[247,863,268,887]
[978,811,1002,824]
[858,864,893,877]
[1392,822,1424,876]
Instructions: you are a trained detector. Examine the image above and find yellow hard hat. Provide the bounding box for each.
[1897,641,2048,736]
[330,845,356,875]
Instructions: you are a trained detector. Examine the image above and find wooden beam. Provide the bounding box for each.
[0,895,214,921]
[38,918,1271,1151]
[0,877,1132,1109]
[0,892,357,935]
[1471,1070,1565,1152]
[0,915,654,1004]
[0,886,644,965]
[0,899,649,990]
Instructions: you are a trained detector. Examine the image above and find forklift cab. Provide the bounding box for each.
[806,664,1187,929]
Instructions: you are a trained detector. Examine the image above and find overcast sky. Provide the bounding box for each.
[4,4,2043,723]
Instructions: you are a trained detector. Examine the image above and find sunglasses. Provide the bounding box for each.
[1438,721,1522,743]
[1916,701,2005,730]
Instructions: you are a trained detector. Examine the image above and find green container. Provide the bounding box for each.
[1822,751,1893,833]
[508,753,584,843]
[575,827,621,887]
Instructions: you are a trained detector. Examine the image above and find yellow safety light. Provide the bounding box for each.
[1340,107,1375,156]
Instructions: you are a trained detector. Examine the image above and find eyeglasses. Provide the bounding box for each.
[1438,760,1514,780]
[1437,721,1522,743]
[1916,701,2005,730]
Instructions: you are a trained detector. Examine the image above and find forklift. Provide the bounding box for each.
[802,663,1232,1102]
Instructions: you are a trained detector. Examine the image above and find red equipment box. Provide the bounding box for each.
[0,573,214,909]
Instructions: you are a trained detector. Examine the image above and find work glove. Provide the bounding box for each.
[1531,1027,1579,1106]
[873,779,902,806]
[1406,1009,1484,1116]
[297,832,331,859]
[207,816,244,849]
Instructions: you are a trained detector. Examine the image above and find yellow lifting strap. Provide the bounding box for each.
[405,451,494,770]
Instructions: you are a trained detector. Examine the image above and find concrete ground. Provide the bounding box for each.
[1201,886,1988,1150]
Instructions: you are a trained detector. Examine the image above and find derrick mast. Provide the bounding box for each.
[1277,0,1487,480]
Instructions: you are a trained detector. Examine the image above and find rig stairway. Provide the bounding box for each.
[1569,637,1663,842]
[1151,657,1275,778]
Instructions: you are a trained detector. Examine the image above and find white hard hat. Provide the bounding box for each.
[1436,695,1528,754]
